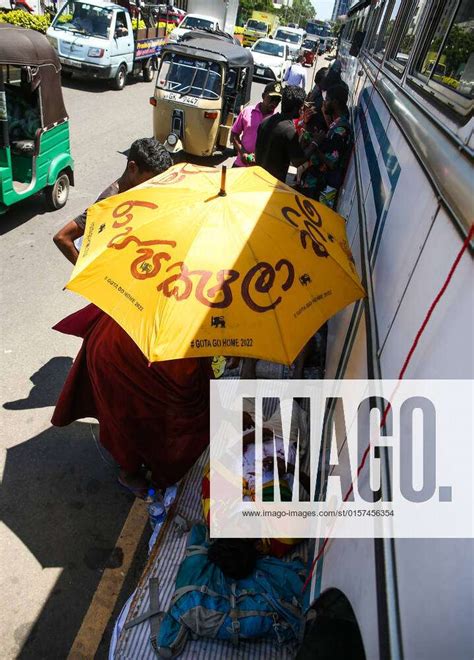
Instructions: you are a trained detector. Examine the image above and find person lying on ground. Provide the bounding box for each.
[53,138,172,265]
[202,409,311,577]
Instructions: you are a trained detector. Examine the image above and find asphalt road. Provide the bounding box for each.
[0,57,326,659]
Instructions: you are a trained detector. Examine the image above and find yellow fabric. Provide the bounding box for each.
[67,164,365,364]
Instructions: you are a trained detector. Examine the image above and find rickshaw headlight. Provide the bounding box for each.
[88,47,105,58]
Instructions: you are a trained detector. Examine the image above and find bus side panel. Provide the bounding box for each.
[325,212,364,380]
[355,81,396,250]
[337,151,357,229]
[371,117,441,349]
[314,320,375,658]
[379,207,474,380]
[395,538,474,660]
[379,208,474,658]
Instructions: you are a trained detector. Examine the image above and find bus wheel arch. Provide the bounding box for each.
[297,589,366,660]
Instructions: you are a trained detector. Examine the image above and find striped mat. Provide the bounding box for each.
[113,449,303,659]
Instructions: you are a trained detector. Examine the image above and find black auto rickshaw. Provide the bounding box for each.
[0,23,74,214]
[151,36,253,157]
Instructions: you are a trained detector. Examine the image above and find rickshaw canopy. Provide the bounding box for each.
[0,23,60,69]
[161,37,254,69]
[0,24,67,128]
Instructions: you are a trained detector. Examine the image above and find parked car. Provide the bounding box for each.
[250,37,291,82]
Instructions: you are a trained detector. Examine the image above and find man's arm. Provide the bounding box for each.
[231,111,246,159]
[289,130,311,168]
[53,220,84,265]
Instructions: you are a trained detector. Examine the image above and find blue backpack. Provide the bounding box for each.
[154,524,305,657]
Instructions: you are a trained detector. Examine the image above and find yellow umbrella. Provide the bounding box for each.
[66,163,365,364]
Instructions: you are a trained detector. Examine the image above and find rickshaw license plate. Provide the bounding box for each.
[256,68,265,75]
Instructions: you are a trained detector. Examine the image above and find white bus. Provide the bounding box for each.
[306,0,473,658]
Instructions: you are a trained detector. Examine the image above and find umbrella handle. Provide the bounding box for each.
[219,166,227,197]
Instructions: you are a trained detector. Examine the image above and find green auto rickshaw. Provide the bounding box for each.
[0,23,74,214]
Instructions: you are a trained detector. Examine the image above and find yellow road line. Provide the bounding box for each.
[68,498,148,659]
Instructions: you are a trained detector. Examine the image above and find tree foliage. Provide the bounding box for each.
[237,0,275,25]
[278,0,316,27]
[237,0,316,27]
[0,10,51,33]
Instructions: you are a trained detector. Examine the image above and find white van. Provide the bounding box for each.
[46,0,164,89]
[272,26,305,58]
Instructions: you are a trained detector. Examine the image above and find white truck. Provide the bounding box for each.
[46,0,165,90]
[185,0,239,36]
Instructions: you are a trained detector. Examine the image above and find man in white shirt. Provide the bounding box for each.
[283,55,307,89]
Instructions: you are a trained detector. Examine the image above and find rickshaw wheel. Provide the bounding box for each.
[45,172,70,211]
[113,64,127,91]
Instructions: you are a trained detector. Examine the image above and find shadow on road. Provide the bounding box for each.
[0,193,50,236]
[61,73,152,94]
[0,420,138,659]
[3,357,73,411]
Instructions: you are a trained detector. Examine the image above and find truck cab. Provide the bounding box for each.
[46,0,163,89]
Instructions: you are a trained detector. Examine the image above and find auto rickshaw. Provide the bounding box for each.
[301,38,318,67]
[151,36,253,157]
[0,24,74,214]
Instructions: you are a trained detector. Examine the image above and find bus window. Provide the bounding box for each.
[369,0,388,52]
[391,0,425,68]
[415,0,474,100]
[378,0,403,56]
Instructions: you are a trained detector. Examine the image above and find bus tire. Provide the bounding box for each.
[142,61,154,82]
[45,171,70,211]
[112,64,127,91]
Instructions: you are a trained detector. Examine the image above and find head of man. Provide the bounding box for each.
[260,81,282,114]
[296,54,305,65]
[124,137,172,188]
[281,84,306,119]
[321,63,343,91]
[314,67,328,90]
[323,84,349,118]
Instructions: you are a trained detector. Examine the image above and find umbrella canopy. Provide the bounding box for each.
[66,164,365,364]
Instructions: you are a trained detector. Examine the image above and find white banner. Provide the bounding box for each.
[209,380,473,539]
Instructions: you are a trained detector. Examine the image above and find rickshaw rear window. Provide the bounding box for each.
[3,66,22,86]
[52,1,113,39]
[157,55,222,99]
